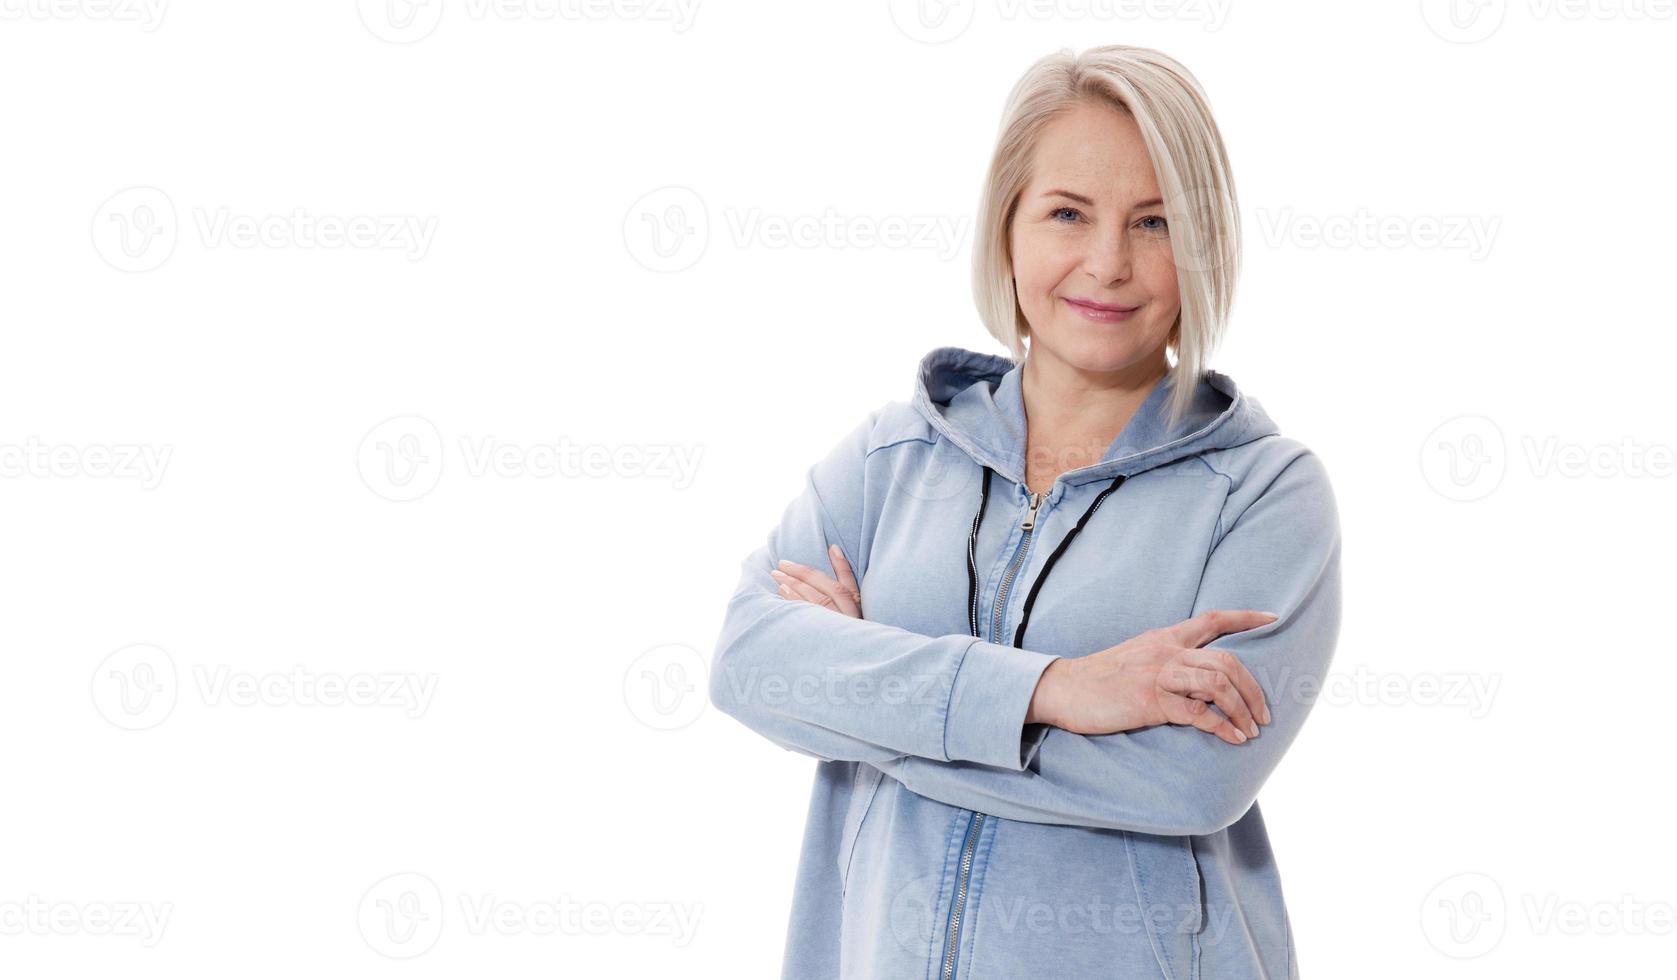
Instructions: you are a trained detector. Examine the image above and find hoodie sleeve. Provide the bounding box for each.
[707,408,1061,771]
[866,448,1343,837]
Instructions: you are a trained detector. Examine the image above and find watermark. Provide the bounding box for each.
[193,207,437,259]
[90,643,177,730]
[623,642,708,731]
[887,872,1239,956]
[357,415,445,502]
[887,0,1231,44]
[1420,415,1506,501]
[1253,207,1501,260]
[1262,663,1502,718]
[92,186,437,272]
[0,896,172,947]
[1422,872,1508,958]
[622,186,707,273]
[1522,436,1677,478]
[1523,892,1676,936]
[91,643,438,730]
[192,664,437,717]
[1421,414,1676,501]
[1423,871,1675,959]
[0,437,172,489]
[0,0,167,30]
[651,641,947,735]
[356,0,700,43]
[356,414,704,501]
[886,441,1228,507]
[1161,185,1237,275]
[91,186,176,273]
[889,439,983,505]
[713,664,942,710]
[357,872,700,958]
[622,185,967,272]
[721,207,966,261]
[359,872,444,959]
[887,0,978,42]
[1423,0,1675,43]
[456,894,700,943]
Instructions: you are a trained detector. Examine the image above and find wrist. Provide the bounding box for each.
[1025,657,1065,727]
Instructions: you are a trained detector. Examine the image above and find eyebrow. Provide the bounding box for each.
[1041,189,1164,210]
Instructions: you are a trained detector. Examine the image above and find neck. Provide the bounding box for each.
[1019,342,1170,447]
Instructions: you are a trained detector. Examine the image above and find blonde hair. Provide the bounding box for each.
[972,45,1241,429]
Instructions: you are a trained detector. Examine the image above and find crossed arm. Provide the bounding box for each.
[708,413,1342,837]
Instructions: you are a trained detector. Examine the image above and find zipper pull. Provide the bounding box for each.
[1021,490,1045,531]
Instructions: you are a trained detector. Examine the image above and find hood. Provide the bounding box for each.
[910,345,1278,489]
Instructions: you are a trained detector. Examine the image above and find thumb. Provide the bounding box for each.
[1167,609,1279,649]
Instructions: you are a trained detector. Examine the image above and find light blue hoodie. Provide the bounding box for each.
[710,345,1342,979]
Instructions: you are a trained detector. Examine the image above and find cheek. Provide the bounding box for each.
[1010,228,1074,297]
[1142,248,1181,305]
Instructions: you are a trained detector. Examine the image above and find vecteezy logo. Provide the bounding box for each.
[896,439,978,505]
[887,0,976,44]
[91,643,179,730]
[622,186,708,273]
[888,873,944,954]
[622,643,708,731]
[92,186,178,273]
[1419,414,1506,502]
[1420,871,1507,959]
[357,415,445,502]
[1163,184,1230,275]
[1419,0,1508,43]
[358,0,444,43]
[358,872,445,958]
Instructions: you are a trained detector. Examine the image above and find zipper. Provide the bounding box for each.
[942,483,1046,980]
[989,489,1046,645]
[941,811,986,980]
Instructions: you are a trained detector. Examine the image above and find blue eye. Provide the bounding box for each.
[1138,215,1169,232]
[1050,207,1082,222]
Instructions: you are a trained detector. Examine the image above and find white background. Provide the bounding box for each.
[3,1,1673,976]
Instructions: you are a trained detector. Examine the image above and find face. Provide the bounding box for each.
[1008,99,1180,380]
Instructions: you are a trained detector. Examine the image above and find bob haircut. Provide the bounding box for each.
[972,45,1241,431]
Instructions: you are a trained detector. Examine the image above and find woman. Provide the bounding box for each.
[710,45,1341,980]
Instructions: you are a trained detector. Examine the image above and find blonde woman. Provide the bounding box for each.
[711,44,1341,980]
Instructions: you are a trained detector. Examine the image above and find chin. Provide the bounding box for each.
[1040,324,1165,375]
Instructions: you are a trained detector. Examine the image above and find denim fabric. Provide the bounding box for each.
[710,346,1342,979]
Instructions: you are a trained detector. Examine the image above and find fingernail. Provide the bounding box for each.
[1233,729,1247,743]
[1248,723,1260,738]
[778,559,797,568]
[1261,706,1272,725]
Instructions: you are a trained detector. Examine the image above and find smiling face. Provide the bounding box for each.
[1008,98,1180,381]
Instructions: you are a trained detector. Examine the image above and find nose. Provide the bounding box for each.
[1080,228,1133,285]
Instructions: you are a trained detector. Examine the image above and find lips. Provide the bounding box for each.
[1065,296,1139,313]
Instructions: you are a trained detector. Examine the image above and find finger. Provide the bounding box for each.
[1167,609,1279,649]
[1157,690,1247,745]
[1159,665,1259,741]
[778,558,859,617]
[772,566,853,617]
[827,544,862,608]
[771,569,840,611]
[1179,647,1270,728]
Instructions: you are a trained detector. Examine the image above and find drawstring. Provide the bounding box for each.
[966,466,1127,650]
[965,466,993,639]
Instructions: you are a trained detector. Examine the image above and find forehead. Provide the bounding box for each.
[1027,101,1160,199]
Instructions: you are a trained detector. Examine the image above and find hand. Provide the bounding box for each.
[769,544,862,619]
[1027,609,1277,745]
